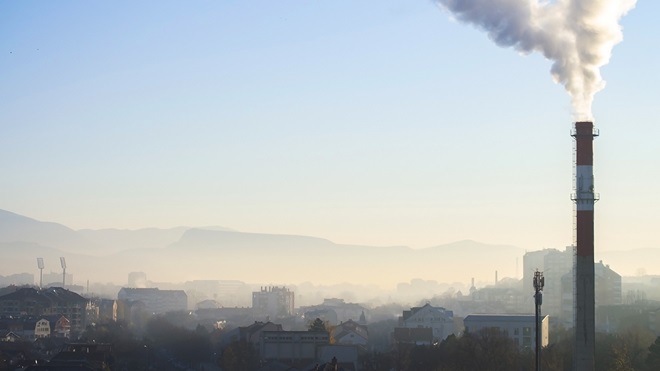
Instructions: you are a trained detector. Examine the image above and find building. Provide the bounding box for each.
[0,287,88,333]
[260,330,329,367]
[522,247,574,317]
[252,286,295,318]
[561,260,622,328]
[332,319,368,347]
[464,314,549,349]
[0,314,71,340]
[595,261,622,307]
[185,279,250,307]
[524,247,621,327]
[127,272,148,288]
[42,272,74,287]
[97,299,117,322]
[301,298,367,325]
[238,321,283,347]
[39,343,115,370]
[397,303,456,343]
[392,327,434,346]
[117,287,187,314]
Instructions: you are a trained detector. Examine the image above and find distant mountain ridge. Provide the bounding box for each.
[0,209,95,253]
[0,208,657,287]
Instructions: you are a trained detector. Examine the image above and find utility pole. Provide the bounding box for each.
[534,270,545,371]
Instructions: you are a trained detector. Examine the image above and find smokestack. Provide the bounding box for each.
[571,121,598,370]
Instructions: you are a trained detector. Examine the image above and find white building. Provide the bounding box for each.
[34,318,50,338]
[398,303,456,342]
[464,314,549,349]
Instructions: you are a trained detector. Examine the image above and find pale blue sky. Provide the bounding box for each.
[1,1,657,252]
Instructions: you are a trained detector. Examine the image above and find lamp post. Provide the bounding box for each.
[534,270,545,371]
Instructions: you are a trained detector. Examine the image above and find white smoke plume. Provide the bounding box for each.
[436,0,636,120]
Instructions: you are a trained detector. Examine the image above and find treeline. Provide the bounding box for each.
[81,313,660,371]
[366,327,660,371]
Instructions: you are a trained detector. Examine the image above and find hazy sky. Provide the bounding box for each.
[1,1,657,252]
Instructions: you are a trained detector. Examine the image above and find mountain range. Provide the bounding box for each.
[0,209,656,288]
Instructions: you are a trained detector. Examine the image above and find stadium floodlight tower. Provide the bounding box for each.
[60,257,67,287]
[37,258,44,289]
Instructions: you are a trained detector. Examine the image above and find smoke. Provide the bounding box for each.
[436,0,636,120]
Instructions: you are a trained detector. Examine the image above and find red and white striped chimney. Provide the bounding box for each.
[572,121,598,370]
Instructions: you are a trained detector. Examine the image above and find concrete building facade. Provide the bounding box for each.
[252,286,294,318]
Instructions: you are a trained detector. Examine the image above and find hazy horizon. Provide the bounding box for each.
[2,2,657,257]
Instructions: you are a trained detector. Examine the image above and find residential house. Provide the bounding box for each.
[332,320,368,347]
[397,303,456,343]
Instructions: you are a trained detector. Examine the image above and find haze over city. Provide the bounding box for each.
[2,1,658,281]
[4,2,660,370]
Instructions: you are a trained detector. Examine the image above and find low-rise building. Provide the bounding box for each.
[392,327,434,346]
[398,303,456,343]
[332,319,368,347]
[260,330,329,367]
[238,321,283,347]
[463,314,549,349]
[0,314,71,340]
[301,298,368,325]
[117,287,187,314]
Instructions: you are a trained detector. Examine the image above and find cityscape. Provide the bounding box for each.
[2,209,660,370]
[2,0,657,370]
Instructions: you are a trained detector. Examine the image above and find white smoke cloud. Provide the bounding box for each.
[436,0,636,120]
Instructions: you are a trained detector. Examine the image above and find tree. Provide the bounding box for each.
[646,336,660,370]
[308,317,336,344]
[609,343,634,371]
[221,340,259,371]
[308,317,328,332]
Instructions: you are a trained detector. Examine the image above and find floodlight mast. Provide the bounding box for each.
[37,258,44,289]
[60,257,67,287]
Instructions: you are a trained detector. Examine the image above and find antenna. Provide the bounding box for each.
[37,258,44,289]
[60,257,67,287]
